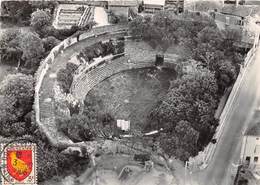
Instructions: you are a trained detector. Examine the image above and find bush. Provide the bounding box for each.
[42,36,61,52]
[31,10,51,31]
[1,47,23,65]
[57,115,95,142]
[54,26,79,40]
[57,95,116,141]
[38,25,79,40]
[37,141,59,182]
[66,62,78,74]
[1,1,34,24]
[57,68,73,93]
[108,11,128,24]
[56,61,79,93]
[77,40,116,63]
[0,29,21,48]
[115,41,125,54]
[16,31,45,61]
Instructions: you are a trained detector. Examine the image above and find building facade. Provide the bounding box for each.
[108,0,138,17]
[241,122,260,170]
[143,0,165,13]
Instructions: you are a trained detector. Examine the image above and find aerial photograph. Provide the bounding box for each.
[0,0,260,184]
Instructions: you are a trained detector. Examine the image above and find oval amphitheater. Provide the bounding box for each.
[35,24,179,152]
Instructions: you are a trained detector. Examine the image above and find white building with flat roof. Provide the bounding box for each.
[143,0,165,13]
[241,121,260,170]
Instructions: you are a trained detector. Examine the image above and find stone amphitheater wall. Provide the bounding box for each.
[71,42,178,100]
[71,55,158,100]
[34,25,128,147]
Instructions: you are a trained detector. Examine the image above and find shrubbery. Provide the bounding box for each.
[108,11,128,24]
[0,63,87,184]
[0,73,34,137]
[57,95,116,141]
[57,115,96,142]
[42,36,61,52]
[77,40,124,65]
[129,11,215,51]
[57,69,73,93]
[149,67,219,160]
[129,11,243,94]
[30,9,51,31]
[0,30,45,73]
[57,62,78,93]
[129,11,243,160]
[1,1,33,25]
[0,6,92,183]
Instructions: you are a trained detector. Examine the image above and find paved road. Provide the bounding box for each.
[187,46,260,185]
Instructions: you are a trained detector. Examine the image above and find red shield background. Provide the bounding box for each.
[7,150,33,181]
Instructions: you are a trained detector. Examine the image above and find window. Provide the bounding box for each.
[237,20,242,26]
[254,157,258,162]
[246,156,250,162]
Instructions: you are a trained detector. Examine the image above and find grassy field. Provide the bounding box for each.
[87,67,176,131]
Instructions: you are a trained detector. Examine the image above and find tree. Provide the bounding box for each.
[215,60,237,92]
[149,67,219,159]
[175,121,199,141]
[0,29,21,48]
[108,11,127,24]
[128,16,151,39]
[0,96,19,135]
[57,69,73,93]
[37,141,59,182]
[222,28,242,55]
[0,73,34,114]
[0,74,34,137]
[31,10,51,31]
[0,30,23,66]
[1,47,23,66]
[1,1,33,24]
[193,26,224,66]
[16,32,45,61]
[129,11,216,52]
[42,36,60,51]
[194,1,222,12]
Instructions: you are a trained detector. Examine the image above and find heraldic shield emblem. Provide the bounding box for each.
[6,150,33,181]
[0,143,37,185]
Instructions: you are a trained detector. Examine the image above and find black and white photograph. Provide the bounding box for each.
[1,0,260,184]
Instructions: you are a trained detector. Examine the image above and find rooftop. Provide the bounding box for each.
[220,4,260,17]
[108,0,138,6]
[245,121,260,136]
[143,0,165,6]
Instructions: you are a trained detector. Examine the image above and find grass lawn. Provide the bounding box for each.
[87,67,176,131]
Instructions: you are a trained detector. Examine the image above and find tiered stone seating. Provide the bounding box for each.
[54,4,92,28]
[78,7,94,27]
[58,9,83,27]
[36,25,129,147]
[72,55,155,100]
